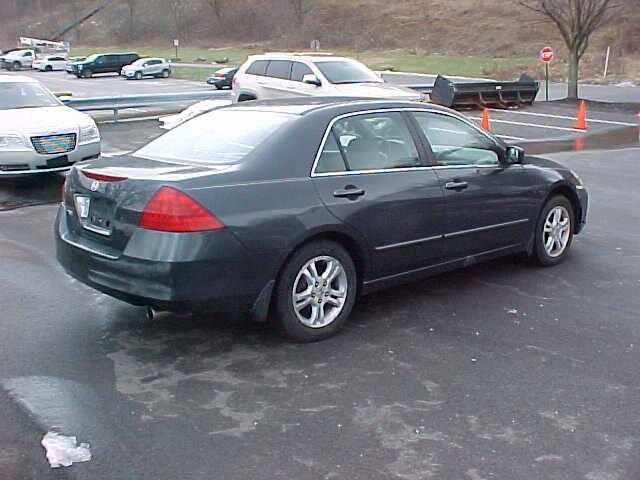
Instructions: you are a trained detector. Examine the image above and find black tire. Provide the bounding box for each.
[532,195,575,266]
[45,65,52,72]
[273,240,357,342]
[82,69,92,78]
[12,61,21,71]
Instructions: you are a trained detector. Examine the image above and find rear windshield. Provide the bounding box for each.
[135,110,293,165]
[314,60,381,84]
[0,82,60,109]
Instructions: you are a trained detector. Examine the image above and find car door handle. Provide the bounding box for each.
[333,187,365,199]
[445,181,468,191]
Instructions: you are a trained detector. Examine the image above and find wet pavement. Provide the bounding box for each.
[1,109,640,479]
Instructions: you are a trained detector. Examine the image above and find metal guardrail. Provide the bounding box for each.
[62,90,232,121]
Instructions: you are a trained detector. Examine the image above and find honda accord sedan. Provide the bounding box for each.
[56,98,587,341]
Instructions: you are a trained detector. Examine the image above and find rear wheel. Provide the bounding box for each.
[532,195,574,266]
[273,241,357,342]
[161,69,170,78]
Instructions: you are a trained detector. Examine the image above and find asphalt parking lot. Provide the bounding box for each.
[1,102,640,479]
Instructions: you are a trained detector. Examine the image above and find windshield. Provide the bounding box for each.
[135,110,293,164]
[314,60,381,84]
[0,82,60,109]
[131,58,147,66]
[84,54,99,62]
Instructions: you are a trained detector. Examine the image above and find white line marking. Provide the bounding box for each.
[468,117,581,132]
[489,108,639,127]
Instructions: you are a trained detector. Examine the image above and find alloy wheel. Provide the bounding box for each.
[292,255,348,328]
[543,205,571,257]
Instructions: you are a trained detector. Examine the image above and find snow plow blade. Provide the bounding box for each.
[430,74,539,109]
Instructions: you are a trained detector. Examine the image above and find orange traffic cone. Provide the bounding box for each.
[480,108,491,132]
[573,100,588,130]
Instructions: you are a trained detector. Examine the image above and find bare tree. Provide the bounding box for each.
[290,0,308,24]
[204,0,224,26]
[125,0,137,40]
[519,0,621,99]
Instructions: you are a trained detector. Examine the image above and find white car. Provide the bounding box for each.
[32,55,68,72]
[233,53,423,102]
[121,58,171,79]
[1,49,35,70]
[159,99,233,130]
[0,75,101,175]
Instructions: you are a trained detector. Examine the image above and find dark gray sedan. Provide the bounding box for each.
[55,98,588,341]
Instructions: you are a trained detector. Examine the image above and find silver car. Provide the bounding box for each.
[121,58,171,79]
[0,75,101,175]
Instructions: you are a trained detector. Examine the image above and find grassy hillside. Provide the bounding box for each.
[2,0,638,83]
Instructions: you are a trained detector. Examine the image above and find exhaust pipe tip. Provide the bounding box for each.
[146,307,173,321]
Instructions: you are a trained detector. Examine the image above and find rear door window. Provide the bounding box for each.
[246,60,269,76]
[331,112,421,171]
[266,60,292,80]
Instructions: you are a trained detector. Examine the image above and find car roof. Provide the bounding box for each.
[248,53,357,63]
[225,97,454,117]
[0,74,38,84]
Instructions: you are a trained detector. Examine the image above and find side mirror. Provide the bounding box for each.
[505,145,524,164]
[302,74,321,86]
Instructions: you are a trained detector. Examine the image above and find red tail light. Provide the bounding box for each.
[83,170,127,182]
[139,186,224,232]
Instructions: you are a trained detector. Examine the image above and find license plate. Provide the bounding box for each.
[46,155,70,168]
[74,195,90,219]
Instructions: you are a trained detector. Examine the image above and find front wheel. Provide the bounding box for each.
[532,195,575,266]
[161,69,170,78]
[45,65,52,72]
[82,69,92,78]
[273,241,357,342]
[135,71,142,80]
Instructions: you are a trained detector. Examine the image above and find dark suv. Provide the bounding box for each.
[72,52,140,78]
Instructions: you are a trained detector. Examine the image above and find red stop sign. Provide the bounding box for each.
[539,46,554,63]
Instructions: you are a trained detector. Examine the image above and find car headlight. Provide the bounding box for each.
[0,133,27,150]
[79,124,100,143]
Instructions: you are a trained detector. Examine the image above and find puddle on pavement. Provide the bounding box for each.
[519,126,640,155]
[0,173,65,211]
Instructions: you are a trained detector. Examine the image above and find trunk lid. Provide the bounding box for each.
[64,155,233,252]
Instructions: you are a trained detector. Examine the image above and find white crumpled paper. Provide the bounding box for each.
[41,432,92,468]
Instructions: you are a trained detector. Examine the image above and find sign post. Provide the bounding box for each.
[538,46,554,101]
[173,38,180,59]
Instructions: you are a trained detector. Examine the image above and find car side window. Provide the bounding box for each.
[330,112,420,171]
[315,132,347,174]
[291,62,313,82]
[411,112,499,166]
[95,56,105,64]
[266,60,292,80]
[246,60,269,76]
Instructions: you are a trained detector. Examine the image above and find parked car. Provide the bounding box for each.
[233,53,422,102]
[32,55,68,72]
[65,56,86,74]
[206,67,238,89]
[55,98,587,342]
[72,52,140,78]
[1,49,35,70]
[121,57,171,79]
[159,99,233,130]
[0,75,100,175]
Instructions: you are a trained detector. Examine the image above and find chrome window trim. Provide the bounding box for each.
[310,107,502,178]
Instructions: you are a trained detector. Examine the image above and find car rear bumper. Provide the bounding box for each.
[55,205,266,312]
[0,140,100,176]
